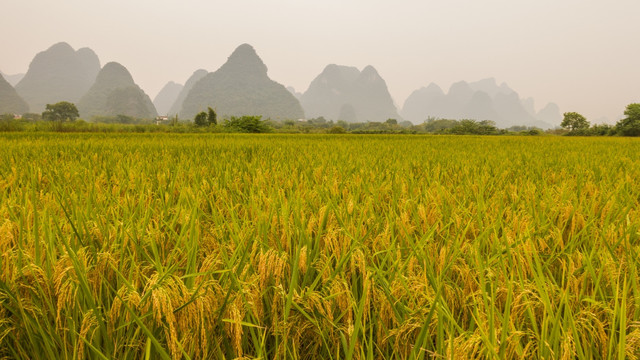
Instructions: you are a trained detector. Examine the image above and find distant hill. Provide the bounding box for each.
[402,83,447,121]
[536,102,562,126]
[286,86,302,99]
[401,78,559,128]
[168,69,207,117]
[0,74,29,114]
[300,64,400,122]
[0,71,25,87]
[180,44,304,120]
[153,81,183,116]
[78,62,157,119]
[15,42,100,112]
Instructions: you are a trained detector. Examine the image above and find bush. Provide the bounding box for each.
[327,126,347,134]
[223,116,271,133]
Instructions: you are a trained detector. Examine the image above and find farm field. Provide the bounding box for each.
[1,133,639,359]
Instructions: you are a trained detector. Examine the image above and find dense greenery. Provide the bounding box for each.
[615,103,640,136]
[2,102,640,137]
[223,115,271,133]
[193,107,218,127]
[208,107,217,125]
[0,134,639,359]
[42,101,79,121]
[561,112,590,131]
[193,111,208,127]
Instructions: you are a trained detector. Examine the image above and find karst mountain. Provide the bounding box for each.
[401,78,561,128]
[179,44,304,120]
[0,74,29,114]
[15,42,101,112]
[78,62,157,119]
[300,64,400,122]
[153,81,183,116]
[167,69,208,117]
[7,42,566,127]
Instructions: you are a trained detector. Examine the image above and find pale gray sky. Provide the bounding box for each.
[2,0,639,123]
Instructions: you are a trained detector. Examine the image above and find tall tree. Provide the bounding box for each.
[207,107,217,125]
[42,101,79,121]
[615,103,640,136]
[194,111,208,126]
[560,112,589,131]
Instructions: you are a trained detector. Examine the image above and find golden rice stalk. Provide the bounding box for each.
[140,273,190,360]
[77,309,98,360]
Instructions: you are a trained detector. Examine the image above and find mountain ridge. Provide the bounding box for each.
[401,78,561,128]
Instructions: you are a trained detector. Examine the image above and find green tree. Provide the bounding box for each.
[42,101,79,121]
[561,112,589,131]
[194,111,208,127]
[224,115,271,133]
[615,103,640,136]
[207,107,217,125]
[422,118,458,133]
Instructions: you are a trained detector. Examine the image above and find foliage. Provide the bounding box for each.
[446,119,502,135]
[421,118,459,133]
[615,103,640,136]
[561,112,590,131]
[90,114,149,125]
[568,123,615,136]
[42,101,79,121]
[0,116,26,131]
[0,134,639,359]
[194,111,208,127]
[327,125,346,134]
[207,107,217,125]
[223,115,271,133]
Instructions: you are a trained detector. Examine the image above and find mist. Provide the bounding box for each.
[2,0,639,123]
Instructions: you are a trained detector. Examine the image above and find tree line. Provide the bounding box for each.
[2,101,640,136]
[559,104,640,136]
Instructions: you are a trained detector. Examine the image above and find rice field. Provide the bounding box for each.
[1,133,639,359]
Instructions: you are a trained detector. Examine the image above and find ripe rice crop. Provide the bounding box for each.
[0,133,639,359]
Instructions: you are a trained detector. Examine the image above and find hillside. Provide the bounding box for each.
[168,69,207,117]
[180,44,304,120]
[153,81,183,116]
[15,42,100,112]
[300,64,400,122]
[78,62,157,119]
[0,74,29,114]
[401,78,560,128]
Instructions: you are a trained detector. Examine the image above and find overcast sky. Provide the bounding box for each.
[2,0,639,123]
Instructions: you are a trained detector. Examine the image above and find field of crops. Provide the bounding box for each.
[1,133,639,359]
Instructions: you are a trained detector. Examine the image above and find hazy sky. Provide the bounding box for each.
[2,0,639,123]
